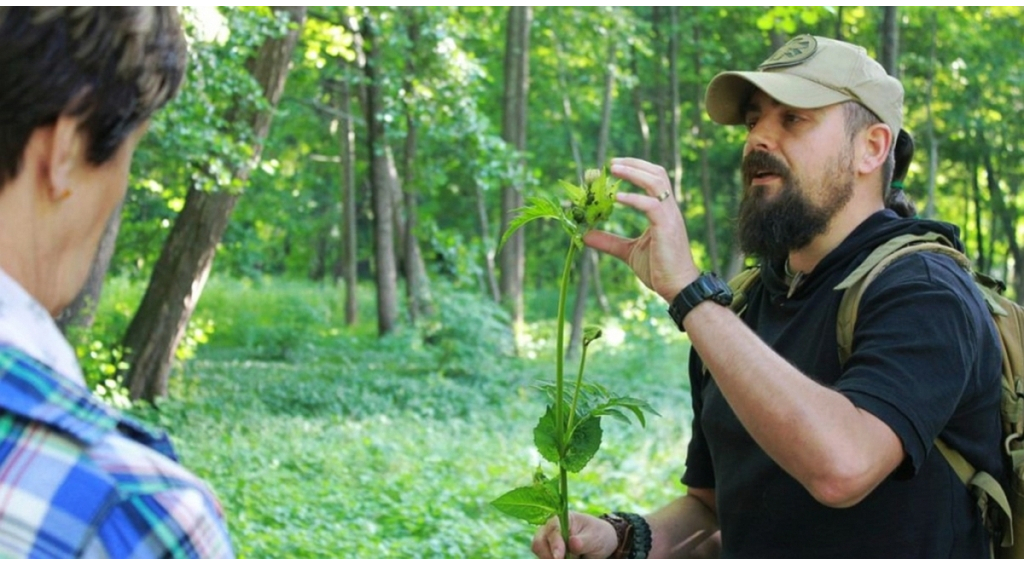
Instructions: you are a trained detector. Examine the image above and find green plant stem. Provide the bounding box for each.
[565,344,589,437]
[554,240,578,553]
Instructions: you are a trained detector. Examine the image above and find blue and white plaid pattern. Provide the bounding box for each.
[0,345,234,558]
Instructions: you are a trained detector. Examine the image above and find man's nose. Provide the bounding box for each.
[745,119,780,154]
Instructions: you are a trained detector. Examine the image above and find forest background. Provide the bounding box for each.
[63,6,1023,558]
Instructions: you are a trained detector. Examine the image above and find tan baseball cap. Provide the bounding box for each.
[705,34,903,135]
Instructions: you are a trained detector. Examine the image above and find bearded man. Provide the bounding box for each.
[531,35,1005,558]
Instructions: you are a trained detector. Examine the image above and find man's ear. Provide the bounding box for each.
[46,115,86,201]
[857,123,893,176]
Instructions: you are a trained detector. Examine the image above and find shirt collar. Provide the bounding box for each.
[0,269,176,460]
[0,345,178,460]
[0,267,84,385]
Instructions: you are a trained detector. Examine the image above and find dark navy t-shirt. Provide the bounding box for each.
[683,210,1005,558]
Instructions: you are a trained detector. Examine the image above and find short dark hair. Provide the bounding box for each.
[842,101,916,218]
[0,7,187,187]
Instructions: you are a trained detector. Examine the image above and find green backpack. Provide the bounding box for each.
[728,232,1024,557]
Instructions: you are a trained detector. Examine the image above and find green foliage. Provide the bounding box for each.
[195,278,339,360]
[100,276,692,558]
[421,285,515,377]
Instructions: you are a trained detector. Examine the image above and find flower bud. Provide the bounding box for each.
[583,169,601,186]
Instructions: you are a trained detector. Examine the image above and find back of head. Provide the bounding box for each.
[0,7,187,187]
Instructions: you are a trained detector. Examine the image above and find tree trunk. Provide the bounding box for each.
[339,13,371,327]
[334,73,358,326]
[980,130,1024,296]
[568,36,615,359]
[693,16,720,273]
[970,155,986,271]
[629,45,652,161]
[121,6,306,402]
[499,6,531,332]
[835,6,844,40]
[56,199,123,332]
[363,12,399,336]
[668,7,683,205]
[880,7,899,78]
[553,36,583,184]
[652,7,671,170]
[401,9,433,323]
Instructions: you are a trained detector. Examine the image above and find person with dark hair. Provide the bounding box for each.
[0,8,233,557]
[532,35,1005,558]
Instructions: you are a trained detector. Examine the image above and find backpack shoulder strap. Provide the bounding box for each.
[834,233,969,365]
[727,266,761,318]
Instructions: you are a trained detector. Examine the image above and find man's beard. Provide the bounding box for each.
[737,149,854,263]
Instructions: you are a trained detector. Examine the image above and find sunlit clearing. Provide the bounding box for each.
[602,322,626,347]
[187,6,229,44]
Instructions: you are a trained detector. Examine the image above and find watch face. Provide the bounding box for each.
[669,273,733,332]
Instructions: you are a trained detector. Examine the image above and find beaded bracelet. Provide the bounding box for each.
[600,512,652,559]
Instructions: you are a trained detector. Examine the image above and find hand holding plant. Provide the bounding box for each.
[491,169,657,555]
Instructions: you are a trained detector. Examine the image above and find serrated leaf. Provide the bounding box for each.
[497,197,566,253]
[491,484,559,525]
[564,416,602,473]
[558,179,586,206]
[591,407,631,425]
[533,406,560,465]
[591,396,660,428]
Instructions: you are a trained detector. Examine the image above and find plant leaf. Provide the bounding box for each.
[558,179,586,206]
[497,197,566,253]
[563,416,602,473]
[591,406,631,425]
[491,484,559,525]
[533,406,560,465]
[590,396,660,428]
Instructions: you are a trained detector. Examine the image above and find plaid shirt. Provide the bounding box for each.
[0,345,235,558]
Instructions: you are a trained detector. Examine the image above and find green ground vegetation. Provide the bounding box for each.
[82,277,694,558]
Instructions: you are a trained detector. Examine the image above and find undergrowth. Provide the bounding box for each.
[84,276,692,558]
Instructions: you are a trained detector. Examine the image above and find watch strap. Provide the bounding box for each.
[668,272,732,332]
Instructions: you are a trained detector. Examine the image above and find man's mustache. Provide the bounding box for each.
[742,151,791,187]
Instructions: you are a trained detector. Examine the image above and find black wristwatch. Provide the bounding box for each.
[668,272,733,332]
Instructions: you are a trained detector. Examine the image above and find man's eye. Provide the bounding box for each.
[785,113,802,123]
